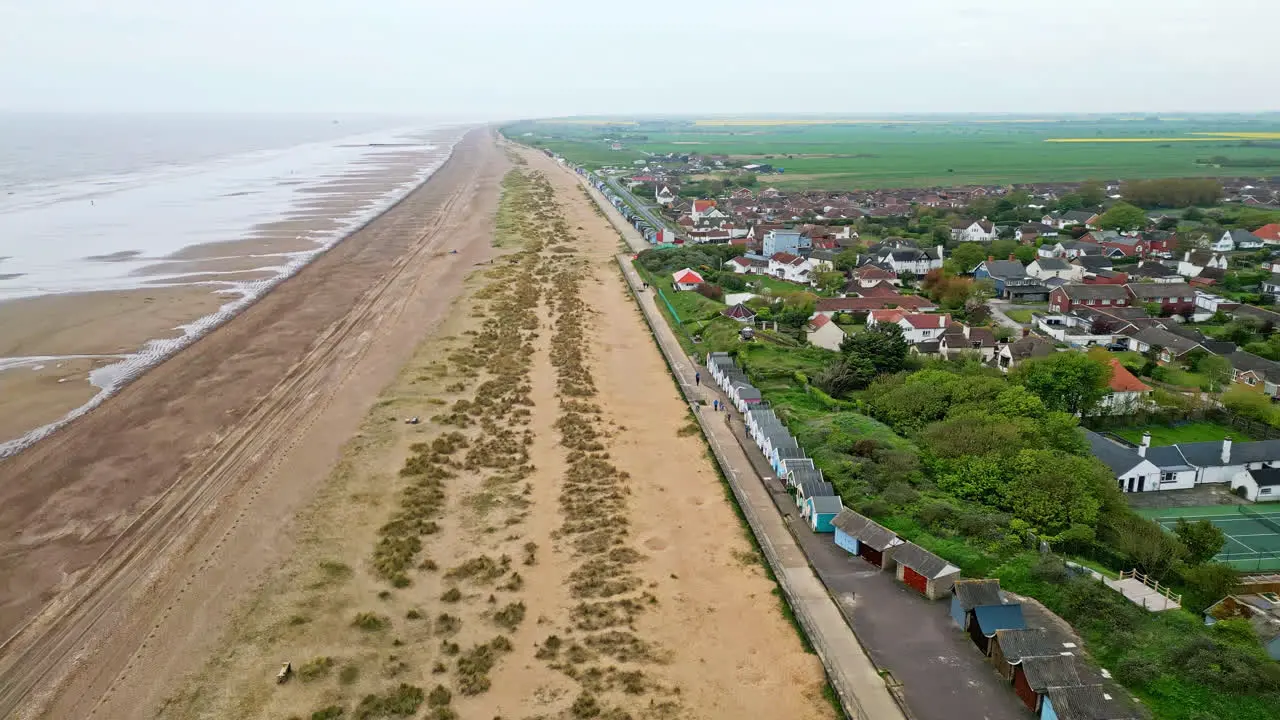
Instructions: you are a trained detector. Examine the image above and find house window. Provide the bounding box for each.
[1263,488,1274,495]
[1162,472,1179,484]
[1102,299,1111,305]
[1247,376,1258,386]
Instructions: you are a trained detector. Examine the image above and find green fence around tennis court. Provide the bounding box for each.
[1141,504,1280,572]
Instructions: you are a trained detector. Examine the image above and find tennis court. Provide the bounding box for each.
[1139,504,1280,571]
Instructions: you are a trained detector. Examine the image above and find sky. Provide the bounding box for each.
[2,0,1279,119]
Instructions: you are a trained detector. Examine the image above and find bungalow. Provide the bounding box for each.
[853,264,900,287]
[671,268,705,291]
[1016,223,1059,243]
[1123,326,1205,363]
[951,219,999,242]
[1124,261,1182,283]
[898,313,952,344]
[990,628,1056,682]
[1027,257,1084,282]
[725,254,769,274]
[768,252,813,283]
[1263,274,1280,296]
[1235,467,1280,503]
[722,303,757,323]
[1125,282,1196,316]
[939,324,997,362]
[949,578,1004,629]
[1051,210,1099,229]
[1054,240,1103,259]
[1204,594,1280,660]
[1040,685,1139,720]
[1013,655,1081,714]
[830,509,903,570]
[892,542,961,600]
[1086,430,1176,493]
[1220,228,1264,251]
[1097,358,1151,414]
[968,603,1028,656]
[1071,255,1114,276]
[1082,430,1280,495]
[1192,291,1239,320]
[997,335,1057,372]
[806,313,847,351]
[974,258,1048,300]
[1048,284,1131,313]
[1226,350,1280,398]
[1254,223,1280,245]
[813,295,934,317]
[1177,250,1228,279]
[805,495,845,533]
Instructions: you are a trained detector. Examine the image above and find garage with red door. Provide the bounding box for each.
[902,565,928,594]
[892,541,961,600]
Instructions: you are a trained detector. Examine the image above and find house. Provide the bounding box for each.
[939,324,997,361]
[1123,326,1205,363]
[806,313,847,351]
[1052,210,1099,229]
[898,313,952,344]
[1177,250,1228,278]
[949,578,1004,629]
[951,219,999,242]
[690,199,724,222]
[1124,261,1182,283]
[1220,228,1264,251]
[892,542,961,600]
[1040,685,1139,720]
[1016,223,1059,243]
[1226,350,1280,397]
[869,245,945,275]
[1097,358,1151,414]
[1086,430,1176,493]
[809,248,838,272]
[830,509,904,570]
[1253,223,1280,245]
[968,603,1028,656]
[1236,467,1280,503]
[722,303,757,323]
[998,335,1057,371]
[725,254,769,274]
[805,495,844,533]
[1204,594,1280,660]
[768,252,813,283]
[1193,291,1239,320]
[1013,655,1081,713]
[973,258,1048,300]
[1263,274,1280,296]
[655,185,676,206]
[1026,257,1083,282]
[1048,284,1131,313]
[1125,282,1196,316]
[1083,430,1280,494]
[1054,240,1103,259]
[763,229,810,257]
[671,268,705,291]
[990,628,1056,682]
[853,264,900,287]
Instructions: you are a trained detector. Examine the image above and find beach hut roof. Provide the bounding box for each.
[831,509,870,535]
[974,604,1027,636]
[737,387,763,401]
[776,446,806,459]
[892,542,960,579]
[1020,655,1081,692]
[808,496,844,514]
[830,509,902,550]
[952,579,1003,611]
[993,629,1056,664]
[787,467,824,485]
[797,480,835,498]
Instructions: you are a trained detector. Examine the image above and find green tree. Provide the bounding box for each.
[1098,202,1149,232]
[840,323,909,374]
[1011,352,1113,415]
[989,239,1018,260]
[1174,518,1227,565]
[948,242,987,273]
[1143,301,1163,318]
[1199,355,1232,393]
[834,248,861,272]
[1111,515,1187,577]
[1013,245,1037,263]
[937,455,1009,507]
[1222,386,1276,424]
[812,355,876,397]
[1182,563,1239,613]
[814,271,846,294]
[1078,180,1106,208]
[1005,450,1109,535]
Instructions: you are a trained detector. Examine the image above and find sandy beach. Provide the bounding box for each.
[0,127,460,452]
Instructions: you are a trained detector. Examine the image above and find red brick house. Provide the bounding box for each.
[1082,271,1129,285]
[1048,284,1131,313]
[1125,282,1196,316]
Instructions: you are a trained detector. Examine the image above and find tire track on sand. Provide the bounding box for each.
[0,147,481,720]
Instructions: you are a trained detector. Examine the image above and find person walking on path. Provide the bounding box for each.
[695,371,701,387]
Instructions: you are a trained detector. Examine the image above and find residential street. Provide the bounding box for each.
[605,175,673,236]
[987,299,1027,332]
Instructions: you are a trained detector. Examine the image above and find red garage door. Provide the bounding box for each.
[1012,667,1038,712]
[859,544,883,567]
[903,566,928,594]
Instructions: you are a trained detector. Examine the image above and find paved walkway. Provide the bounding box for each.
[614,257,905,720]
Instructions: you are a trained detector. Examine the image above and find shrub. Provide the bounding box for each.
[298,656,335,682]
[570,692,601,718]
[694,283,724,301]
[1115,654,1161,688]
[352,612,390,632]
[339,664,360,685]
[427,684,452,707]
[353,684,424,719]
[441,587,462,603]
[1028,554,1070,584]
[312,707,345,720]
[406,609,423,620]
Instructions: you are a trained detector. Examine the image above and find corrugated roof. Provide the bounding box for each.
[892,542,960,579]
[993,628,1056,663]
[775,446,806,460]
[952,579,1003,610]
[859,524,903,551]
[974,603,1027,635]
[831,509,870,535]
[1042,685,1138,720]
[808,495,845,514]
[787,467,824,484]
[796,480,835,499]
[1020,654,1081,692]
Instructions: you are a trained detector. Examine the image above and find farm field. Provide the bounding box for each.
[1112,421,1253,447]
[506,116,1280,190]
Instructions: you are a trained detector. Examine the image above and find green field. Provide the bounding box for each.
[1113,421,1253,447]
[505,116,1280,189]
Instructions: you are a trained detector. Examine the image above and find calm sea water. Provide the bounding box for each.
[0,113,458,455]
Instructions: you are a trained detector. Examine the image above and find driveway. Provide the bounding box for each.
[988,300,1032,332]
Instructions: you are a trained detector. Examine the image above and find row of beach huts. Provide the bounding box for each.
[706,351,1138,720]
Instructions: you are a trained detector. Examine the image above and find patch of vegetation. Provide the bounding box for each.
[339,663,360,685]
[492,601,527,631]
[455,637,513,696]
[352,684,424,719]
[352,612,391,632]
[310,706,345,720]
[297,656,335,682]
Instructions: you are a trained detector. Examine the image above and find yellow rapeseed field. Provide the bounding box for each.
[1047,131,1280,143]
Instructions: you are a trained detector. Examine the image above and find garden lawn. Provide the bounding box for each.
[1113,422,1253,446]
[1003,309,1036,324]
[1159,366,1209,390]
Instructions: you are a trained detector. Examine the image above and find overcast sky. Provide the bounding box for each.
[2,0,1278,119]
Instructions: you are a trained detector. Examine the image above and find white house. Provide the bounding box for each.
[1088,431,1280,495]
[725,255,769,275]
[768,253,813,283]
[1225,228,1264,250]
[1096,358,1152,415]
[951,219,998,243]
[1026,257,1084,282]
[1193,291,1239,320]
[897,313,951,344]
[671,268,705,291]
[655,186,676,206]
[806,314,847,351]
[1211,232,1236,253]
[1178,251,1228,278]
[1087,431,1188,493]
[871,245,945,275]
[690,199,722,222]
[1234,467,1280,502]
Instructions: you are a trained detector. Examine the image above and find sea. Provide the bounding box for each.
[0,113,458,454]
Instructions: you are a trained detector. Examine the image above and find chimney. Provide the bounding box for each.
[988,255,995,262]
[1009,253,1017,261]
[936,244,944,261]
[1139,432,1151,458]
[1222,437,1233,465]
[1184,250,1191,262]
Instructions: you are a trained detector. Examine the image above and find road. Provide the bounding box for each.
[605,175,675,238]
[988,299,1029,332]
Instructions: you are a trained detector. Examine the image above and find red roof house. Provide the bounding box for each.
[672,268,705,290]
[1254,223,1280,244]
